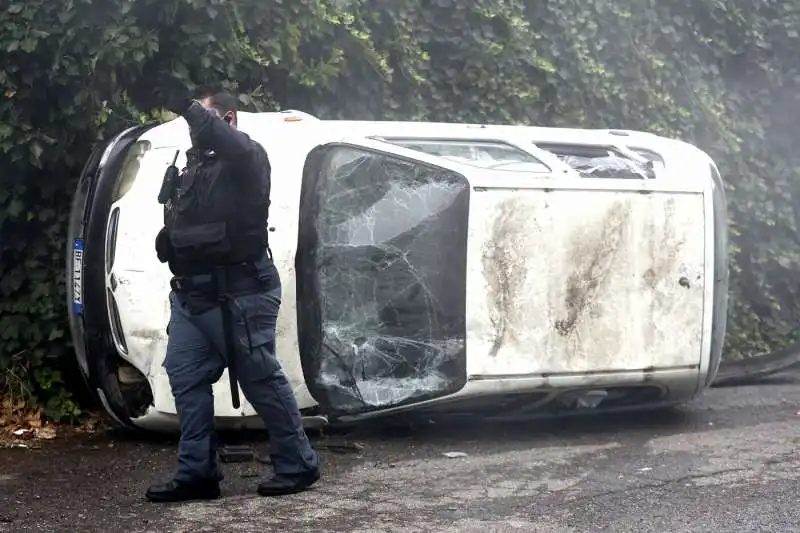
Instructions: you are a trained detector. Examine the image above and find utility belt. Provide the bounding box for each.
[169,262,268,296]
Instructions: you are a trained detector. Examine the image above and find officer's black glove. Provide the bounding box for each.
[157,73,194,116]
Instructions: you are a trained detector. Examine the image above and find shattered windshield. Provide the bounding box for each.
[296,146,470,414]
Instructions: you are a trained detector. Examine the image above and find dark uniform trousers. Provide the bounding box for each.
[163,252,319,482]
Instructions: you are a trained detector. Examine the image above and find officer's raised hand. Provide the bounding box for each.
[156,74,194,117]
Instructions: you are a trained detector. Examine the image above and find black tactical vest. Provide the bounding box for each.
[162,145,270,276]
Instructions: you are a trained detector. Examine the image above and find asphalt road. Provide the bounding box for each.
[2,373,799,533]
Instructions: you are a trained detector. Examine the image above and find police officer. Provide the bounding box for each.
[145,84,320,503]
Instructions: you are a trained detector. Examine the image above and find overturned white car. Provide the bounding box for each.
[66,110,729,432]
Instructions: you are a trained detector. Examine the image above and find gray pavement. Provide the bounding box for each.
[1,374,799,533]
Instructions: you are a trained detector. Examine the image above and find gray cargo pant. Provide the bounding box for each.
[163,258,318,483]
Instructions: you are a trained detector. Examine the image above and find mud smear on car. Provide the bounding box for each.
[481,197,538,357]
[554,200,631,338]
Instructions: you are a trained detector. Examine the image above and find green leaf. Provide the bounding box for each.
[30,141,43,163]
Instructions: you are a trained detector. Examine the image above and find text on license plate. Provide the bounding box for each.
[72,239,84,314]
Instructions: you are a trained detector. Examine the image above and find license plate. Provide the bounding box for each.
[72,239,84,314]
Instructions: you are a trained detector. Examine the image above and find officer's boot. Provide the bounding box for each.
[256,468,320,497]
